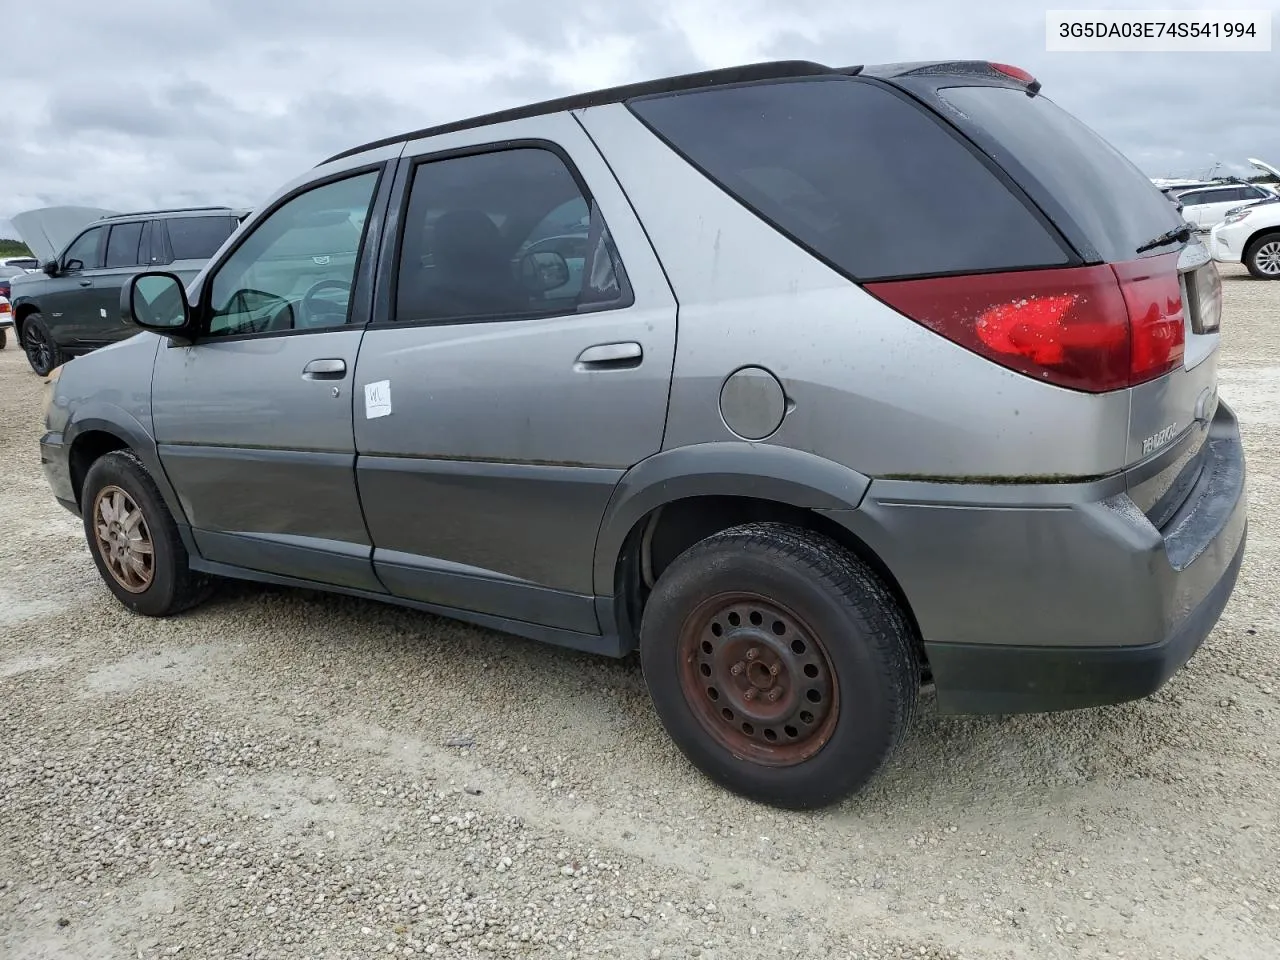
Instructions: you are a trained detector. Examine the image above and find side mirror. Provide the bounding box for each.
[123,272,196,339]
[519,250,570,293]
[42,260,58,277]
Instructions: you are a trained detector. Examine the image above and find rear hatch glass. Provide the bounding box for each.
[932,85,1185,264]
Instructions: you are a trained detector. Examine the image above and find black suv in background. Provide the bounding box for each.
[10,206,248,374]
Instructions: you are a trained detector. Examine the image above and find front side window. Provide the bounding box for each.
[105,221,144,268]
[63,226,106,272]
[395,147,630,324]
[205,171,379,339]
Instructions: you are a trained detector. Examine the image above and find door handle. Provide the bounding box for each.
[302,358,347,380]
[575,341,643,370]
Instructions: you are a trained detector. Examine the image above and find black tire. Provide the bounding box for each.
[21,312,66,375]
[80,449,212,617]
[1244,232,1280,280]
[0,327,6,349]
[640,522,919,810]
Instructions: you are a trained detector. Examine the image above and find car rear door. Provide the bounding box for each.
[85,220,149,347]
[352,114,677,636]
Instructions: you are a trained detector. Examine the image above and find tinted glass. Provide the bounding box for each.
[396,147,630,323]
[63,226,105,270]
[105,221,144,268]
[630,78,1067,280]
[1176,191,1207,206]
[166,215,238,261]
[207,172,378,338]
[936,85,1184,261]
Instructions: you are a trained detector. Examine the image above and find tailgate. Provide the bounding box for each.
[909,79,1222,520]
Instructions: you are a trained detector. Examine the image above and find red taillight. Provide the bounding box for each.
[865,253,1186,393]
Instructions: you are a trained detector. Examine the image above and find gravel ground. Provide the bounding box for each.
[1,264,1277,960]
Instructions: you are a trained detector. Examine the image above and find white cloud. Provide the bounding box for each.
[3,0,1278,221]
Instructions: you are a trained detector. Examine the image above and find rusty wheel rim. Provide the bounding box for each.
[678,592,839,766]
[91,485,155,594]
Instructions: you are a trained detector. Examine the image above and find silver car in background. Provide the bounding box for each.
[38,59,1246,809]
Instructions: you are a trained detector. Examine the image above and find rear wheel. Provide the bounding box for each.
[21,312,66,375]
[0,328,7,349]
[1244,233,1280,280]
[640,522,919,809]
[81,450,212,616]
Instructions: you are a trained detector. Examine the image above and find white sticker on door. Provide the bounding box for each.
[100,308,107,318]
[364,380,392,419]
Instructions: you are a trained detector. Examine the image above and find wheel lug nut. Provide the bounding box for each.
[769,663,780,676]
[730,662,745,676]
[768,689,781,702]
[746,648,759,661]
[744,688,756,701]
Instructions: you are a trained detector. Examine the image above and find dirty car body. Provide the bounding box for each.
[38,60,1247,806]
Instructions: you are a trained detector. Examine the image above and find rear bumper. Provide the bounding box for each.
[833,400,1248,714]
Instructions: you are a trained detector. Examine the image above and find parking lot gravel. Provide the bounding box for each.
[2,263,1278,960]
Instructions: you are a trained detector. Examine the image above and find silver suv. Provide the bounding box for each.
[39,60,1247,809]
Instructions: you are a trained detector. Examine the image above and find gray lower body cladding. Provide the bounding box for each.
[829,400,1247,714]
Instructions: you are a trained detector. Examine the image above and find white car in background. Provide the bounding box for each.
[1171,158,1280,231]
[1174,181,1276,231]
[1210,196,1280,279]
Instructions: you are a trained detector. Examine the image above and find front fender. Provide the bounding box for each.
[63,404,194,540]
[592,442,871,595]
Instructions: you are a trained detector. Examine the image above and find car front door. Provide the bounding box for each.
[151,157,395,591]
[352,115,678,637]
[43,225,108,346]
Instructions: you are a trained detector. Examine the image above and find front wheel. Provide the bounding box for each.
[81,450,212,616]
[21,312,66,375]
[640,522,919,810]
[1245,232,1280,280]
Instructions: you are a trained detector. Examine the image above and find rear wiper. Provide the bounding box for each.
[1136,223,1192,254]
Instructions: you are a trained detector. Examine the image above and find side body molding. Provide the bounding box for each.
[592,441,872,595]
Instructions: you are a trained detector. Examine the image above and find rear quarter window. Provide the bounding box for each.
[165,216,239,261]
[628,77,1069,280]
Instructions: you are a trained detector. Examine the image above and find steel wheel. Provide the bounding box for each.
[678,591,839,766]
[1254,240,1280,276]
[91,485,155,593]
[23,323,53,374]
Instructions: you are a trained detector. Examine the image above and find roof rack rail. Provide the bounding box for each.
[99,205,237,220]
[319,59,857,165]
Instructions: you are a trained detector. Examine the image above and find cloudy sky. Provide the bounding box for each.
[2,0,1278,240]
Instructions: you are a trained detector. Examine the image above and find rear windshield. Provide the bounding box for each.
[935,86,1184,262]
[166,215,238,261]
[629,78,1069,280]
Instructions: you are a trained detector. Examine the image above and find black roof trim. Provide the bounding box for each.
[320,59,862,166]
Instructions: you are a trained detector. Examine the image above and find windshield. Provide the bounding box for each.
[936,86,1184,261]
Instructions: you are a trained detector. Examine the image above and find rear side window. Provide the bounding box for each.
[395,147,631,324]
[935,86,1184,262]
[105,221,144,268]
[165,215,238,261]
[629,78,1068,280]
